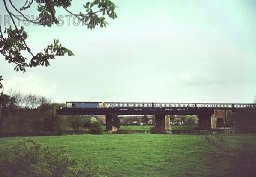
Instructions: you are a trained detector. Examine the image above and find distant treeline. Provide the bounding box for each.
[0,92,63,136]
[0,91,107,136]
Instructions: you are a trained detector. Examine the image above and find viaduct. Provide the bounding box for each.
[57,102,256,133]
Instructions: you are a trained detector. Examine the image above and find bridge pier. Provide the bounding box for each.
[106,114,119,133]
[198,113,213,130]
[106,115,113,133]
[154,114,171,133]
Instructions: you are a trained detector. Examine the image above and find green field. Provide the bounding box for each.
[1,134,256,177]
[119,125,198,131]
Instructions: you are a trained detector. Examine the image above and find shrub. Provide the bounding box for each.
[0,138,102,177]
[83,119,92,129]
[90,121,103,134]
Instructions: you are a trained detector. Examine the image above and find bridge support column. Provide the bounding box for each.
[165,115,171,131]
[106,115,113,133]
[106,114,119,134]
[198,113,213,130]
[154,114,171,133]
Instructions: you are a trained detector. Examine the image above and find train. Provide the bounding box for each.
[66,102,256,109]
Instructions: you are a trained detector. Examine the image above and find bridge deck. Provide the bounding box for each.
[57,106,255,116]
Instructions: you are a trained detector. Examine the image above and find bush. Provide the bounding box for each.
[0,138,102,177]
[83,119,92,129]
[90,121,103,134]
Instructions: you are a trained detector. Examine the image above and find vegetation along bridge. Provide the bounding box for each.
[57,102,256,133]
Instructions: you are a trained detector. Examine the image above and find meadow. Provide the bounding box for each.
[1,134,256,177]
[119,125,198,131]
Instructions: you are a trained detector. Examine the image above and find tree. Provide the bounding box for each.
[89,121,103,134]
[69,115,84,132]
[0,92,62,136]
[0,93,16,135]
[184,115,198,125]
[142,115,149,125]
[112,116,121,128]
[0,0,117,86]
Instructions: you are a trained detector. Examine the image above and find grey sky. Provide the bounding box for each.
[0,0,256,103]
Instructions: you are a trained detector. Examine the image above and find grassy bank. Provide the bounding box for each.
[1,134,256,177]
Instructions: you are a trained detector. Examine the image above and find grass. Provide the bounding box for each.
[1,134,256,177]
[119,125,198,131]
[120,125,153,131]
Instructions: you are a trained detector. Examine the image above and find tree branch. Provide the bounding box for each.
[9,0,40,24]
[20,0,34,11]
[3,0,19,31]
[64,8,89,26]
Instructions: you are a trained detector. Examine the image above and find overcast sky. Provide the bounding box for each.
[0,0,256,103]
